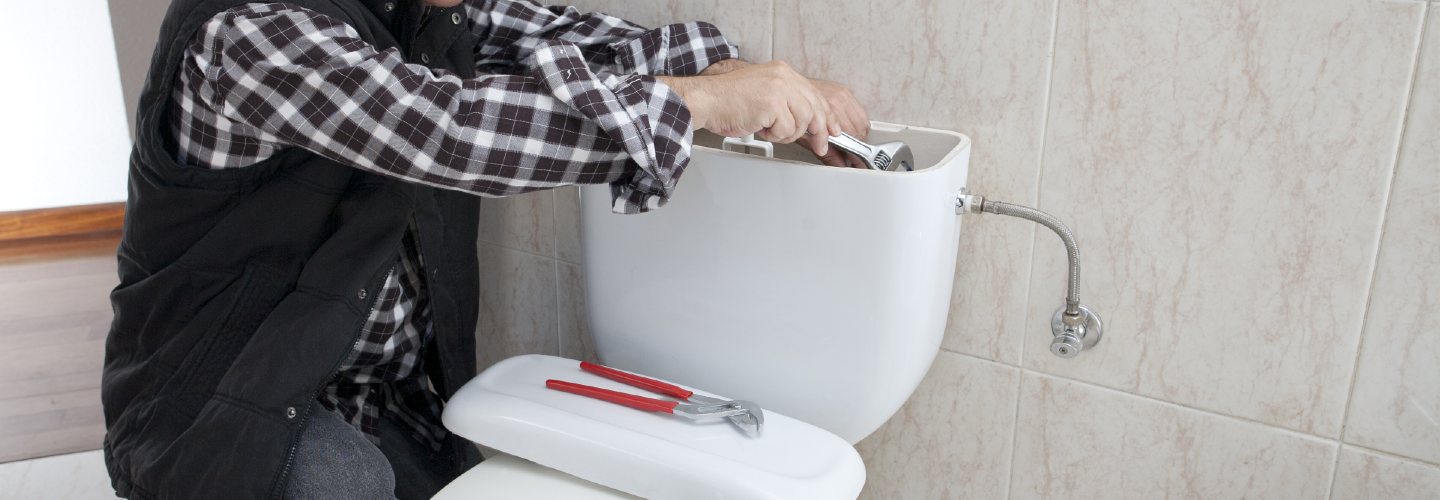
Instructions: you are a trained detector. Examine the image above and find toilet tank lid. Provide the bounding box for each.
[441,355,865,500]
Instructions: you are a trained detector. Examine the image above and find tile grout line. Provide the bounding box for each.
[940,346,1392,450]
[1326,444,1347,500]
[1345,441,1440,469]
[1024,369,1343,445]
[1007,0,1063,497]
[551,190,564,357]
[768,0,776,62]
[1331,442,1351,498]
[479,241,552,267]
[1002,362,1027,499]
[1325,4,1431,499]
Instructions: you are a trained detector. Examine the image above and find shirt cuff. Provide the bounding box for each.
[611,21,741,77]
[529,41,694,214]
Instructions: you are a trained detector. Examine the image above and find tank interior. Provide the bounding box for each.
[693,128,964,172]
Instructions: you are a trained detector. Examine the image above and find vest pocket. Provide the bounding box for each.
[158,264,289,418]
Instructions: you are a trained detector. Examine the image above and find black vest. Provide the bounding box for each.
[103,1,483,497]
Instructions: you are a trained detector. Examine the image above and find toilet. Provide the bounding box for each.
[436,122,972,499]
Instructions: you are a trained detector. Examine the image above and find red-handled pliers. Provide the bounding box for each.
[546,361,765,437]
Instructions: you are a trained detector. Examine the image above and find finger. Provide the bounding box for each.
[817,94,844,139]
[786,98,812,144]
[845,97,867,137]
[819,100,842,151]
[801,88,827,143]
[838,95,866,139]
[816,147,848,168]
[807,104,831,157]
[823,95,851,137]
[768,105,799,143]
[795,82,827,140]
[856,100,872,139]
[805,94,829,135]
[826,90,862,139]
[814,90,837,138]
[846,151,866,169]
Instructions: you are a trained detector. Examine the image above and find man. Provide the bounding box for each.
[102,0,868,498]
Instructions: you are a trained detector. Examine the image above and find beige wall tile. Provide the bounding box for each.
[773,0,1055,363]
[855,352,1018,500]
[557,261,598,362]
[1024,0,1424,435]
[1332,448,1440,500]
[1343,6,1440,465]
[476,243,559,372]
[554,186,584,265]
[478,191,557,258]
[556,0,774,62]
[1012,373,1336,500]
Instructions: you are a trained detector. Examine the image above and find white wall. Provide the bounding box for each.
[0,0,132,212]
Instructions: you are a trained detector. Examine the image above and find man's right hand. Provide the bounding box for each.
[660,61,842,158]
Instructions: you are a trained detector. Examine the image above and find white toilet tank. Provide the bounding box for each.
[580,122,971,443]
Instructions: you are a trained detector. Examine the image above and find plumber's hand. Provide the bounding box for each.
[807,79,869,140]
[800,78,870,168]
[661,60,871,168]
[659,61,840,157]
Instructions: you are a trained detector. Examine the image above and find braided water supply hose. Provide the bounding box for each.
[955,189,1103,358]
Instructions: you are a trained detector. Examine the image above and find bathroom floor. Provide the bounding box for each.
[0,234,120,498]
[0,450,114,499]
[0,235,116,463]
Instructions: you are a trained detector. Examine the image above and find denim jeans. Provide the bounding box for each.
[284,407,460,500]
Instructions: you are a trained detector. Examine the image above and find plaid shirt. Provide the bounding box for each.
[171,1,738,450]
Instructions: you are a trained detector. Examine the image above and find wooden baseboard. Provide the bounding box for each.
[0,233,122,263]
[0,203,125,242]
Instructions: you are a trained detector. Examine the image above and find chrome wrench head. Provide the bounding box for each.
[877,141,915,172]
[827,132,916,172]
[688,394,765,437]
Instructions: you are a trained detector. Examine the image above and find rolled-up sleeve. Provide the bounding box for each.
[195,3,723,213]
[467,1,741,77]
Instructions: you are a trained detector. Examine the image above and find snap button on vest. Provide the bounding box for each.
[420,53,430,64]
[451,12,462,24]
[285,407,297,419]
[357,288,368,300]
[384,2,394,11]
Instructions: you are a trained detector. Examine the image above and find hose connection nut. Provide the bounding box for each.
[956,188,985,215]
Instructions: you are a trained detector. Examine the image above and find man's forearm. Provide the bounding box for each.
[656,75,715,131]
[700,58,751,76]
[663,59,750,129]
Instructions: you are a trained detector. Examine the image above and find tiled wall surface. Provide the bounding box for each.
[479,1,1440,498]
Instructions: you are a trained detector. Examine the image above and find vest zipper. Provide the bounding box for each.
[270,270,389,499]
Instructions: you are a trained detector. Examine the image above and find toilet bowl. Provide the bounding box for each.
[438,122,972,499]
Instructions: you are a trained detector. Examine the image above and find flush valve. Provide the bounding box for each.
[955,188,1104,358]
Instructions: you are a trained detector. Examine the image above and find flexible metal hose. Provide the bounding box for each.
[981,200,1082,315]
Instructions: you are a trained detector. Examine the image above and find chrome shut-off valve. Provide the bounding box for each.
[956,188,1104,359]
[1051,304,1102,358]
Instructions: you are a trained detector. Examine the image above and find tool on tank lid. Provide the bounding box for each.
[546,361,766,437]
